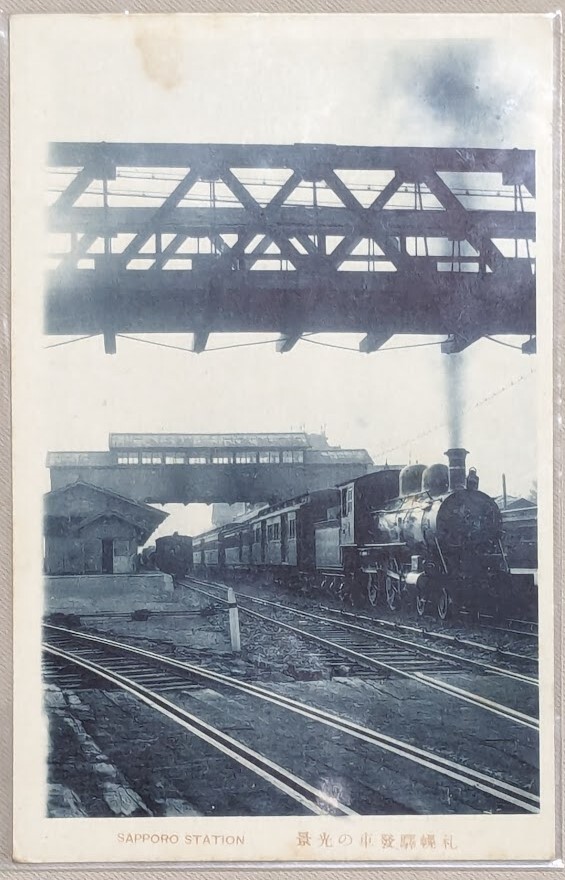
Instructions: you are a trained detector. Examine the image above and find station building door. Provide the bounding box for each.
[102,538,114,574]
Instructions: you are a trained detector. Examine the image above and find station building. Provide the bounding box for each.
[44,481,167,575]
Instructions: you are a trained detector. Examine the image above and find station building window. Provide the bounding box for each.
[117,454,139,465]
[165,454,185,465]
[254,526,261,543]
[259,451,280,464]
[141,453,163,465]
[289,517,296,539]
[212,455,232,464]
[235,452,257,464]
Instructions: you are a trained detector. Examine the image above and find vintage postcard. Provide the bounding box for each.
[10,12,559,864]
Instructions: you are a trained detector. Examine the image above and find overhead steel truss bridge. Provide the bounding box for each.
[46,142,536,354]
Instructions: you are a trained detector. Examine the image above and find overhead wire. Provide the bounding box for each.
[48,176,536,206]
[484,336,527,352]
[373,368,536,459]
[44,334,96,349]
[44,331,534,356]
[115,334,281,354]
[300,337,445,353]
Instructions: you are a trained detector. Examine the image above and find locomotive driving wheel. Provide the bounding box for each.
[416,592,427,617]
[437,587,451,621]
[385,576,400,611]
[366,573,379,606]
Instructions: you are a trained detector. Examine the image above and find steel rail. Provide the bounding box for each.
[44,641,355,817]
[180,578,539,729]
[236,596,538,686]
[311,604,537,663]
[44,626,539,813]
[482,622,539,639]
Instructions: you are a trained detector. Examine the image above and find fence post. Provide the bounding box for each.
[227,587,241,653]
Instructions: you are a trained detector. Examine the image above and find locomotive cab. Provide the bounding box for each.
[338,469,401,548]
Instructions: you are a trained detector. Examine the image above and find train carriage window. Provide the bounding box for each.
[292,450,304,463]
[282,450,293,463]
[189,456,207,464]
[212,455,232,464]
[341,487,353,515]
[165,454,185,465]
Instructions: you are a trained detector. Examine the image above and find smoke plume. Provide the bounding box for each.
[387,40,519,146]
[443,354,466,449]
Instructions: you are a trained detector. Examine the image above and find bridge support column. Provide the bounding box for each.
[359,332,392,353]
[103,330,116,355]
[191,332,210,353]
[276,334,302,353]
[441,333,480,354]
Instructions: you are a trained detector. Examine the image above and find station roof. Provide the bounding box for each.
[47,451,111,467]
[44,480,167,518]
[44,480,167,543]
[306,449,373,464]
[109,432,312,449]
[494,495,536,510]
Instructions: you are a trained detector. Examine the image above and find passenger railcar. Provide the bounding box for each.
[193,527,223,568]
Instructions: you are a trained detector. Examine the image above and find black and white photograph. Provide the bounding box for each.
[10,12,557,863]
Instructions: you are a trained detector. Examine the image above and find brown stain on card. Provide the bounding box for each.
[132,19,184,91]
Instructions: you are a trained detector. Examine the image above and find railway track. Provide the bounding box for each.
[179,576,539,730]
[311,605,538,663]
[479,619,539,639]
[44,628,353,817]
[43,624,539,815]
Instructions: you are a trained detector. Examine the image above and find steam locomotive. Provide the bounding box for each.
[190,448,536,621]
[139,533,193,578]
[336,448,535,619]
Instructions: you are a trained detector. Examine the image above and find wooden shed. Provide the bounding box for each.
[44,481,167,575]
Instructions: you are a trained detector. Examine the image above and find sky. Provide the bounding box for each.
[11,15,551,537]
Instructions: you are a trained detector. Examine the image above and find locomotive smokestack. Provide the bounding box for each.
[445,448,469,492]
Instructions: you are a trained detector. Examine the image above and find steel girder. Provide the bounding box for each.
[46,142,536,352]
